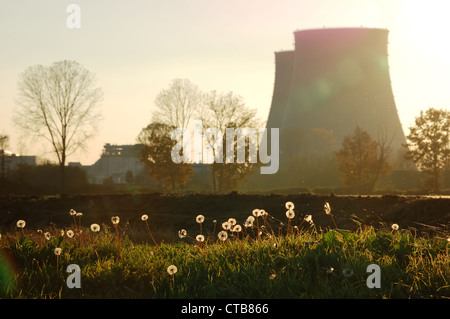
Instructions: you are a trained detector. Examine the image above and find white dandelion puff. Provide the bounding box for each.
[286,210,295,219]
[69,209,77,216]
[196,215,205,224]
[167,265,178,275]
[196,234,205,242]
[391,223,399,231]
[141,214,148,221]
[252,209,261,217]
[324,202,331,215]
[54,247,62,256]
[178,229,187,239]
[232,225,242,233]
[244,220,253,228]
[222,221,231,230]
[285,201,294,210]
[90,223,100,233]
[66,230,74,238]
[16,220,26,229]
[111,216,120,225]
[218,230,228,241]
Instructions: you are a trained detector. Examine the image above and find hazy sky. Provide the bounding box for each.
[1,0,449,165]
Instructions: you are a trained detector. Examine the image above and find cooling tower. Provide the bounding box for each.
[266,50,295,130]
[281,28,405,146]
[247,28,410,191]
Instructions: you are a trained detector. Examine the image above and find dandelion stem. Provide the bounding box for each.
[114,224,123,263]
[145,220,158,247]
[330,214,338,229]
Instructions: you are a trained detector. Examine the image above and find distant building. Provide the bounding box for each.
[1,150,37,177]
[84,143,146,184]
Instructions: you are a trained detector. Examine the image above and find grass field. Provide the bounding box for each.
[0,199,448,299]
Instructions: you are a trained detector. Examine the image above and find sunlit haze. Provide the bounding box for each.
[1,0,449,165]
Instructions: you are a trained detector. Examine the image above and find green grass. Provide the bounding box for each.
[0,210,448,299]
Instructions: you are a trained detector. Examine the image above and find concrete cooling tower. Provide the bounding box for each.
[250,27,409,191]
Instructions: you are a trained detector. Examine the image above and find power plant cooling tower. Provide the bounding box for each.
[251,27,409,191]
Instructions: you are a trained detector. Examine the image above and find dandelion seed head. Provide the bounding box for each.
[196,215,205,223]
[76,212,83,217]
[60,229,65,236]
[69,209,77,216]
[246,216,255,223]
[218,230,228,241]
[260,209,268,217]
[141,214,148,221]
[90,223,100,233]
[244,220,253,228]
[304,215,313,223]
[54,247,62,256]
[167,265,178,275]
[252,209,261,217]
[222,221,231,230]
[286,210,295,219]
[111,216,120,225]
[343,269,354,277]
[44,232,51,240]
[228,218,236,226]
[285,201,294,210]
[232,225,242,233]
[178,229,187,238]
[196,234,205,242]
[324,202,331,215]
[16,220,26,229]
[391,223,399,231]
[66,230,74,238]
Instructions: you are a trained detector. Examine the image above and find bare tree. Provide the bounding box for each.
[14,60,103,192]
[200,91,260,192]
[151,78,203,129]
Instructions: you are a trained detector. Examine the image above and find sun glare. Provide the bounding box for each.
[402,0,450,62]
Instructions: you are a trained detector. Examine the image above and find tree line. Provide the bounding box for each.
[1,60,449,195]
[137,78,261,193]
